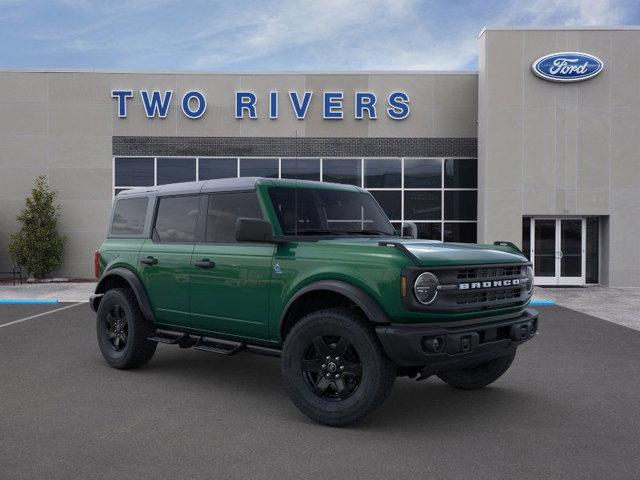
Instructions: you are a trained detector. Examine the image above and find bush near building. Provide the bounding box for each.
[9,176,67,279]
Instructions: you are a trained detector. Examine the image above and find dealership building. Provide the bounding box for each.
[0,26,639,286]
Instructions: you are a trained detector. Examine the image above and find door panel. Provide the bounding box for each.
[558,219,585,285]
[189,191,275,339]
[190,244,275,337]
[138,194,200,328]
[139,239,194,327]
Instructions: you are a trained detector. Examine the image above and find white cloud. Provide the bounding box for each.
[9,0,632,70]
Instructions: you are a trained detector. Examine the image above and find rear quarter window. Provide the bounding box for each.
[110,197,148,236]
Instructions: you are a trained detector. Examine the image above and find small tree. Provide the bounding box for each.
[9,176,67,279]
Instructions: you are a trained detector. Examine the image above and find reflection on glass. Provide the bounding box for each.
[364,158,401,188]
[157,158,196,185]
[199,158,237,180]
[561,219,582,277]
[534,220,556,277]
[404,159,441,188]
[522,217,531,261]
[416,223,442,241]
[404,191,441,220]
[444,191,477,220]
[370,191,401,220]
[444,159,477,188]
[281,158,320,181]
[322,159,361,186]
[115,158,154,186]
[444,223,477,243]
[240,158,278,178]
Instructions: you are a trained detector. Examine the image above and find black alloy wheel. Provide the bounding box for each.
[105,304,129,352]
[302,335,363,401]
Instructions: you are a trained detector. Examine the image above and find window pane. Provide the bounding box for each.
[364,158,401,188]
[444,159,477,188]
[416,223,442,241]
[404,159,441,188]
[444,223,477,243]
[240,158,278,178]
[111,197,148,236]
[115,158,154,187]
[322,159,361,186]
[404,191,441,220]
[268,187,394,235]
[586,217,599,284]
[157,158,196,185]
[444,191,477,220]
[281,158,320,181]
[206,192,263,243]
[370,191,401,220]
[154,195,199,243]
[199,158,237,180]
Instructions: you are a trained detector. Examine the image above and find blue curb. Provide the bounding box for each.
[530,299,555,306]
[0,299,59,305]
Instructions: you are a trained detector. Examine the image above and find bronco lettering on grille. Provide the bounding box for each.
[459,279,520,290]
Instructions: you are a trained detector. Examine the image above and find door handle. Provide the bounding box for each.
[140,256,158,265]
[194,259,215,269]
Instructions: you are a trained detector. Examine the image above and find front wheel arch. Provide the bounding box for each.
[279,280,391,340]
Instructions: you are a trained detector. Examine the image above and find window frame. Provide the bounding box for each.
[108,195,151,238]
[200,189,266,245]
[151,193,203,245]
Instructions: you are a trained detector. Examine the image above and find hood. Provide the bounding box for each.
[316,237,527,266]
[398,240,527,266]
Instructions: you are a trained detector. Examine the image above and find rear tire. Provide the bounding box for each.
[96,288,157,369]
[281,308,396,426]
[437,352,516,390]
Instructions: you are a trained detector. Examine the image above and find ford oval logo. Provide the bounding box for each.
[532,52,604,82]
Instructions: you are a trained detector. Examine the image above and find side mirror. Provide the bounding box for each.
[236,217,274,243]
[401,221,418,239]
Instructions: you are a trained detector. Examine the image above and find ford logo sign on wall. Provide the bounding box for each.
[532,52,604,82]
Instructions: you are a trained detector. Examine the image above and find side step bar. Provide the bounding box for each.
[148,328,281,358]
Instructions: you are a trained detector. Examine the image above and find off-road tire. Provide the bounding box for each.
[96,288,157,369]
[437,352,516,390]
[281,308,396,426]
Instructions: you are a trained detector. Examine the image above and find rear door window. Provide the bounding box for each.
[153,195,200,243]
[110,197,148,236]
[206,192,263,243]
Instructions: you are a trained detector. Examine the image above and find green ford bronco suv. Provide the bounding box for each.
[91,177,537,426]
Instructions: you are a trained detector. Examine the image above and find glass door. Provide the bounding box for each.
[530,218,586,286]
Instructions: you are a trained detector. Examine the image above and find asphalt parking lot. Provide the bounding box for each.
[1,303,639,480]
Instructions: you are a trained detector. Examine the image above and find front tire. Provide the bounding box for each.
[437,352,516,390]
[96,288,157,369]
[281,308,396,426]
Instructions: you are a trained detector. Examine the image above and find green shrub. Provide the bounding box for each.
[9,176,67,279]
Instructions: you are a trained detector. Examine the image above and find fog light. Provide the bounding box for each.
[424,336,445,353]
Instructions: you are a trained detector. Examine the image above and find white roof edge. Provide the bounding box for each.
[479,25,640,38]
[0,67,478,76]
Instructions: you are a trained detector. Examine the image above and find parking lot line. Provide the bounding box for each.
[0,302,84,329]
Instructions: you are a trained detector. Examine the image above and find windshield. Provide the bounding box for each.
[268,187,396,236]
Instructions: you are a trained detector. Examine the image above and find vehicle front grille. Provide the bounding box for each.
[457,265,523,281]
[456,287,523,305]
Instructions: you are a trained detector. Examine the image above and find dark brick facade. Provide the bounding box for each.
[113,136,477,158]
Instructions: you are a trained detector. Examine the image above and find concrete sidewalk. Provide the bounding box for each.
[534,286,640,331]
[0,282,95,303]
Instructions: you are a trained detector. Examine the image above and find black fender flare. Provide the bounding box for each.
[280,280,391,329]
[94,268,155,322]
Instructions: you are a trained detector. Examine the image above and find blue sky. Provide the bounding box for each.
[0,0,638,71]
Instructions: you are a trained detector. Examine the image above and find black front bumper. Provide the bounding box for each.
[376,309,538,372]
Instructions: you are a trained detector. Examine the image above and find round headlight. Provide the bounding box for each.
[525,266,534,294]
[414,272,439,305]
